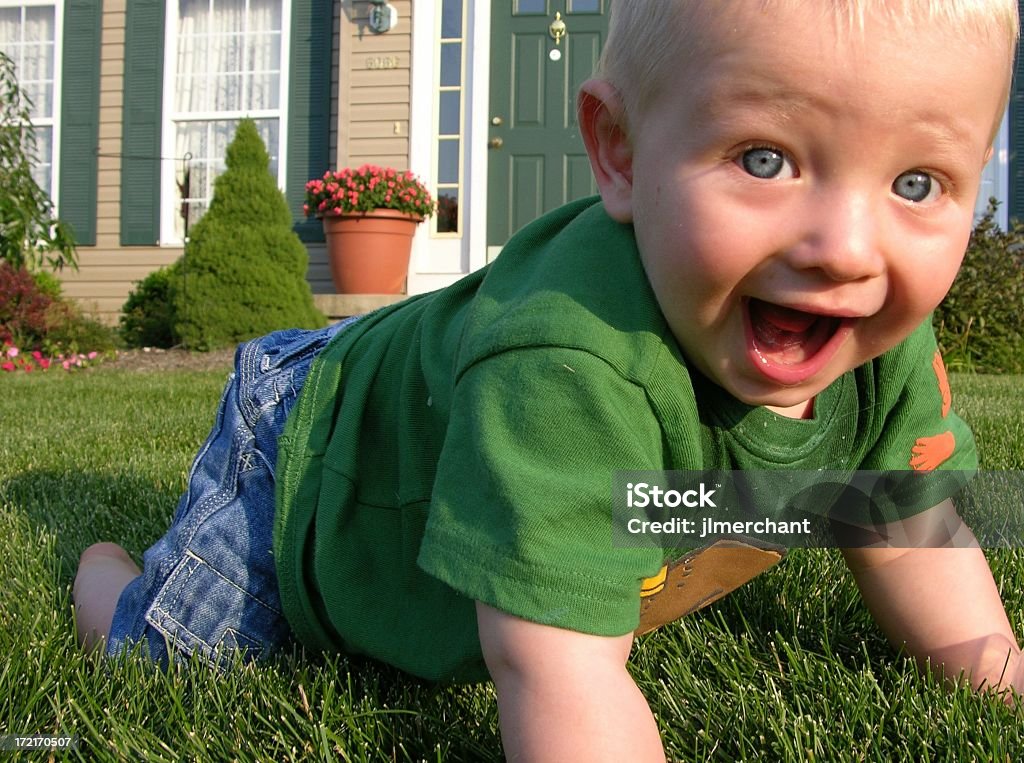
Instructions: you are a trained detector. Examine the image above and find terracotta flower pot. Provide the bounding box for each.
[321,209,422,294]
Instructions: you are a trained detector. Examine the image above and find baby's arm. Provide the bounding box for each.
[841,500,1024,698]
[476,602,666,762]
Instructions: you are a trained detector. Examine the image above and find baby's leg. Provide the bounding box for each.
[90,318,359,667]
[73,542,141,651]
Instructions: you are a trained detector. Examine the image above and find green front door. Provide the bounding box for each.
[487,1,609,246]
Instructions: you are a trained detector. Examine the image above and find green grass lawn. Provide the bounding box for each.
[2,367,1024,761]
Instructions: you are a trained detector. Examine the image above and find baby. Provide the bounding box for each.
[76,1,1023,760]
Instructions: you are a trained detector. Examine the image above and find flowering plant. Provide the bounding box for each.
[304,165,436,220]
[2,341,101,372]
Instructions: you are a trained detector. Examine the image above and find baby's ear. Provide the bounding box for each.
[578,79,634,223]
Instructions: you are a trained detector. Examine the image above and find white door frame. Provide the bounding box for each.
[408,1,491,294]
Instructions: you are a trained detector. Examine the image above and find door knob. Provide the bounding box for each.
[488,137,504,149]
[549,12,566,46]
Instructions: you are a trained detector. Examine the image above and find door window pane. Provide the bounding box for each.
[437,189,459,234]
[435,0,466,235]
[441,0,463,38]
[514,0,547,15]
[440,42,461,87]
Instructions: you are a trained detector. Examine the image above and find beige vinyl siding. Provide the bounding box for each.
[58,0,183,324]
[308,0,414,297]
[336,0,412,169]
[61,0,418,323]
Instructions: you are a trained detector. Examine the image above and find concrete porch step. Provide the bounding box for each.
[314,293,408,321]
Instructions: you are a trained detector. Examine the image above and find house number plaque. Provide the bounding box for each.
[366,56,399,70]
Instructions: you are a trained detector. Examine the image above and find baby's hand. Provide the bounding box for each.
[910,431,955,471]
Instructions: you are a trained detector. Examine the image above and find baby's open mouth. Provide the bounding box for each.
[745,298,854,385]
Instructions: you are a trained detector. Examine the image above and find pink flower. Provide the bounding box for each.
[6,346,18,358]
[38,358,50,370]
[1,361,13,372]
[87,351,98,360]
[62,359,71,370]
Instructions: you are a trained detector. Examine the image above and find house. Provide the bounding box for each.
[2,0,1022,324]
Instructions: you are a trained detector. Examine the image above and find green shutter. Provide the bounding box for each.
[287,0,332,243]
[120,0,165,246]
[1011,0,1024,222]
[58,0,101,246]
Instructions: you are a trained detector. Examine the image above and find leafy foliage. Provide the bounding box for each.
[0,260,117,355]
[0,51,76,272]
[305,165,436,219]
[167,119,325,349]
[0,259,52,345]
[934,201,1024,374]
[120,264,180,349]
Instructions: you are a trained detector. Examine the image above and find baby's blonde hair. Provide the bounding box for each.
[597,0,1019,122]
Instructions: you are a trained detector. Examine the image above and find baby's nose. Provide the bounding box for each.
[784,195,886,282]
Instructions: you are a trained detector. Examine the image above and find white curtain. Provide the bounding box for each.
[175,0,281,115]
[172,0,283,237]
[0,4,56,193]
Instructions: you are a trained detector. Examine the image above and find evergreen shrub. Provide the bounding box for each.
[168,119,325,349]
[934,201,1024,374]
[120,264,179,348]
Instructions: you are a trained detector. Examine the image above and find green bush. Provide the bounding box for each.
[0,260,117,355]
[0,51,76,272]
[42,303,119,357]
[934,201,1024,374]
[120,265,179,349]
[31,269,63,299]
[168,119,325,350]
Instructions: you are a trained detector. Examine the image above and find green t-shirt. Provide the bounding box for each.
[274,197,976,683]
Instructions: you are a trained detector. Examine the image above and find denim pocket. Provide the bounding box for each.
[145,550,289,668]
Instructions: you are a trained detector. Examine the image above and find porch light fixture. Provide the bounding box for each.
[368,0,398,34]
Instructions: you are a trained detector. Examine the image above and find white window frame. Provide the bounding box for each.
[159,0,291,246]
[976,108,1010,230]
[0,0,62,204]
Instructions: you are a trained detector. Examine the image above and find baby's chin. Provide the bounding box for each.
[714,366,842,412]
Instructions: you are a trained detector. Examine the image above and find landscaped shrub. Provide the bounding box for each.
[0,260,52,346]
[0,51,76,272]
[44,301,118,357]
[0,260,117,357]
[168,119,325,350]
[934,201,1024,374]
[121,264,179,349]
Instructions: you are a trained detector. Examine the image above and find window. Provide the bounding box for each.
[0,1,59,197]
[164,0,287,241]
[435,0,465,235]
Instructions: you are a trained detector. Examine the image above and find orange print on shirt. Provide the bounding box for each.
[909,351,955,471]
[932,350,952,419]
[910,431,955,471]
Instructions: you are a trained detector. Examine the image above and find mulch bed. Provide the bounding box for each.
[102,347,237,373]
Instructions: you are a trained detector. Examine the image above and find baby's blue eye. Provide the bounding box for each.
[740,147,795,180]
[893,171,940,203]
